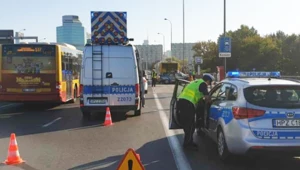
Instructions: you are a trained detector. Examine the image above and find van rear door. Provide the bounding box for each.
[82,46,110,106]
[108,46,136,106]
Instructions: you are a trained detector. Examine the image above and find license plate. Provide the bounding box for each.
[89,99,107,104]
[273,119,300,127]
[23,88,36,92]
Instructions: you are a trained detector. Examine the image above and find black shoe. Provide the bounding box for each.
[183,143,198,151]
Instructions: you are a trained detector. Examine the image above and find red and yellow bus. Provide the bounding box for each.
[0,43,82,103]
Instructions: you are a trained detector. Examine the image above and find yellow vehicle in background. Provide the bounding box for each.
[0,43,82,103]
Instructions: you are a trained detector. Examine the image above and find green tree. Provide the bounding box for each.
[192,41,219,72]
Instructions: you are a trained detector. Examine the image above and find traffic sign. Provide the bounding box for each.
[0,30,14,44]
[91,11,128,45]
[219,37,231,58]
[194,56,203,64]
[117,148,145,170]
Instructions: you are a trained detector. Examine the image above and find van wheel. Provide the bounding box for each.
[71,88,77,103]
[82,111,91,120]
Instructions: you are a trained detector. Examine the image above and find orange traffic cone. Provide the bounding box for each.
[103,107,113,126]
[4,133,25,165]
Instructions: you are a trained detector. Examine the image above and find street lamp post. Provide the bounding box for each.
[157,33,165,61]
[164,18,172,58]
[224,0,227,75]
[16,29,26,44]
[183,0,185,72]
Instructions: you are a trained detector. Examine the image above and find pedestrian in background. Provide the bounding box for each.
[151,69,157,87]
[141,70,146,107]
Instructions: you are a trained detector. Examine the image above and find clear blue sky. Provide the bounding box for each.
[1,0,299,51]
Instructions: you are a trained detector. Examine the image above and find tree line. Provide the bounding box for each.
[192,25,300,75]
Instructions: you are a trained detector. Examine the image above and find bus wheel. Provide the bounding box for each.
[71,89,77,103]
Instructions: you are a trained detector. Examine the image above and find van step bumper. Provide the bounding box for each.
[80,105,138,113]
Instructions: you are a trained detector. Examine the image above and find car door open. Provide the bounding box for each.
[169,79,190,129]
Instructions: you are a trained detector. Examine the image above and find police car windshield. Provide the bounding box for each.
[244,85,300,108]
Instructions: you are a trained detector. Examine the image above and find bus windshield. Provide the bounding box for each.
[1,44,57,94]
[2,45,56,74]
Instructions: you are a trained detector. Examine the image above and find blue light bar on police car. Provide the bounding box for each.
[226,71,281,78]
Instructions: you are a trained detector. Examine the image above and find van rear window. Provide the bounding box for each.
[244,86,300,108]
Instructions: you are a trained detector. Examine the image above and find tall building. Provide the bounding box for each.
[135,44,163,69]
[143,40,149,45]
[165,50,171,57]
[56,15,86,51]
[86,32,91,44]
[171,43,196,62]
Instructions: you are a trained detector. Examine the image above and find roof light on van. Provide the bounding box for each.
[226,71,281,78]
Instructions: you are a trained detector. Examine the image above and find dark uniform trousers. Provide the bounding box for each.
[196,100,205,129]
[177,99,196,145]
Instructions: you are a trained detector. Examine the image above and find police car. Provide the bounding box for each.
[170,71,300,161]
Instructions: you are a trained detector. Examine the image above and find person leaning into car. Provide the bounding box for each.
[176,74,215,150]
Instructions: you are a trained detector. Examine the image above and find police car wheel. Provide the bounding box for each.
[217,128,230,161]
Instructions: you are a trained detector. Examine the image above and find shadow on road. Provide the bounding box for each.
[0,103,62,114]
[66,133,300,170]
[68,135,176,170]
[0,162,39,170]
[0,104,134,139]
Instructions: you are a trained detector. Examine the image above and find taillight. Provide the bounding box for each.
[135,84,140,97]
[79,84,83,95]
[56,82,61,92]
[232,107,265,119]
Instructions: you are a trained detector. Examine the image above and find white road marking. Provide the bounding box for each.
[42,117,62,128]
[153,89,192,170]
[0,113,23,117]
[0,103,17,109]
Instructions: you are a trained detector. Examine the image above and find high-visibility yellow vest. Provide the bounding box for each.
[178,79,205,105]
[152,72,157,78]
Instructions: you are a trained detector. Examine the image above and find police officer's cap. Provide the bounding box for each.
[202,73,215,82]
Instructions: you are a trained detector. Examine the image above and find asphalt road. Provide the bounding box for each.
[0,85,300,170]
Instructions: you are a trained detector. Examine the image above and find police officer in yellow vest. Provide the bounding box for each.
[151,69,157,87]
[177,74,215,150]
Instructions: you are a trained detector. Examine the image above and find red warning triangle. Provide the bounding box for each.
[117,148,145,170]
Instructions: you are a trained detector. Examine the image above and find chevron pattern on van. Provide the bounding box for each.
[91,11,128,44]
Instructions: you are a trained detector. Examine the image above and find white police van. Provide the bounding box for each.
[79,44,143,119]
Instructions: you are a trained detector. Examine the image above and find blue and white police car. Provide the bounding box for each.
[170,71,300,161]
